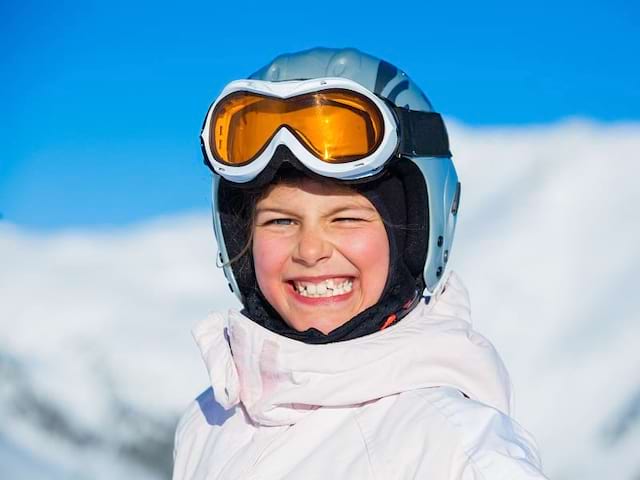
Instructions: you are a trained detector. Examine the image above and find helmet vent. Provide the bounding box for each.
[451,182,461,215]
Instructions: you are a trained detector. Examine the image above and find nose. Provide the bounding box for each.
[293,223,333,267]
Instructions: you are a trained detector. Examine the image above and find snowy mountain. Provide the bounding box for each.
[1,119,639,478]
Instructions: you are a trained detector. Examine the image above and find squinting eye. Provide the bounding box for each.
[266,218,294,226]
[335,217,364,223]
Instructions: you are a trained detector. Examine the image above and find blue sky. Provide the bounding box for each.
[2,0,638,229]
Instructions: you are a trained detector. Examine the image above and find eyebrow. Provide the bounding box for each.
[255,205,377,216]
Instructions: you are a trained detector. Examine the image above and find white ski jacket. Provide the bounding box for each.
[172,272,547,479]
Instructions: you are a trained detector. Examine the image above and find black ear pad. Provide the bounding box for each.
[395,159,429,284]
[217,181,259,300]
[352,158,428,287]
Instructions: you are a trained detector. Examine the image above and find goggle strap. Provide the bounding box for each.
[395,109,451,158]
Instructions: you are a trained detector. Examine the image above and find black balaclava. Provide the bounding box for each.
[217,153,429,344]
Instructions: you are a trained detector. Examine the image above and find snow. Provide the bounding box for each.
[1,119,639,478]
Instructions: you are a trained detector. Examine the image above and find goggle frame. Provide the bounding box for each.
[201,77,401,183]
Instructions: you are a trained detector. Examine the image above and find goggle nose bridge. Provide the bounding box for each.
[269,126,366,167]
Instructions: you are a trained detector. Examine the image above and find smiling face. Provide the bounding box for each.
[252,177,389,334]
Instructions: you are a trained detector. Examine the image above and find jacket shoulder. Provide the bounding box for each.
[411,387,548,479]
[355,387,546,478]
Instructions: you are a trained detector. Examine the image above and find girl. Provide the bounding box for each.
[172,48,547,479]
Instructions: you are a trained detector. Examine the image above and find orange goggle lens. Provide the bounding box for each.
[209,89,385,166]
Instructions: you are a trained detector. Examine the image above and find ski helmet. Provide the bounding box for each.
[204,47,460,306]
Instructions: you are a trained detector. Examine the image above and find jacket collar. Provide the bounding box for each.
[192,272,512,426]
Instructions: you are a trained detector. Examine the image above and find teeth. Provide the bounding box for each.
[293,279,353,298]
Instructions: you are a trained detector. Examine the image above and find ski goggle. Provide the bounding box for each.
[201,77,450,183]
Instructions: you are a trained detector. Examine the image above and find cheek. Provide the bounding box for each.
[252,234,289,293]
[340,228,389,293]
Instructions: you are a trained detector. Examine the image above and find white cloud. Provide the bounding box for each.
[1,119,639,478]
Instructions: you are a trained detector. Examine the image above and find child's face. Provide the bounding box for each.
[252,178,389,334]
